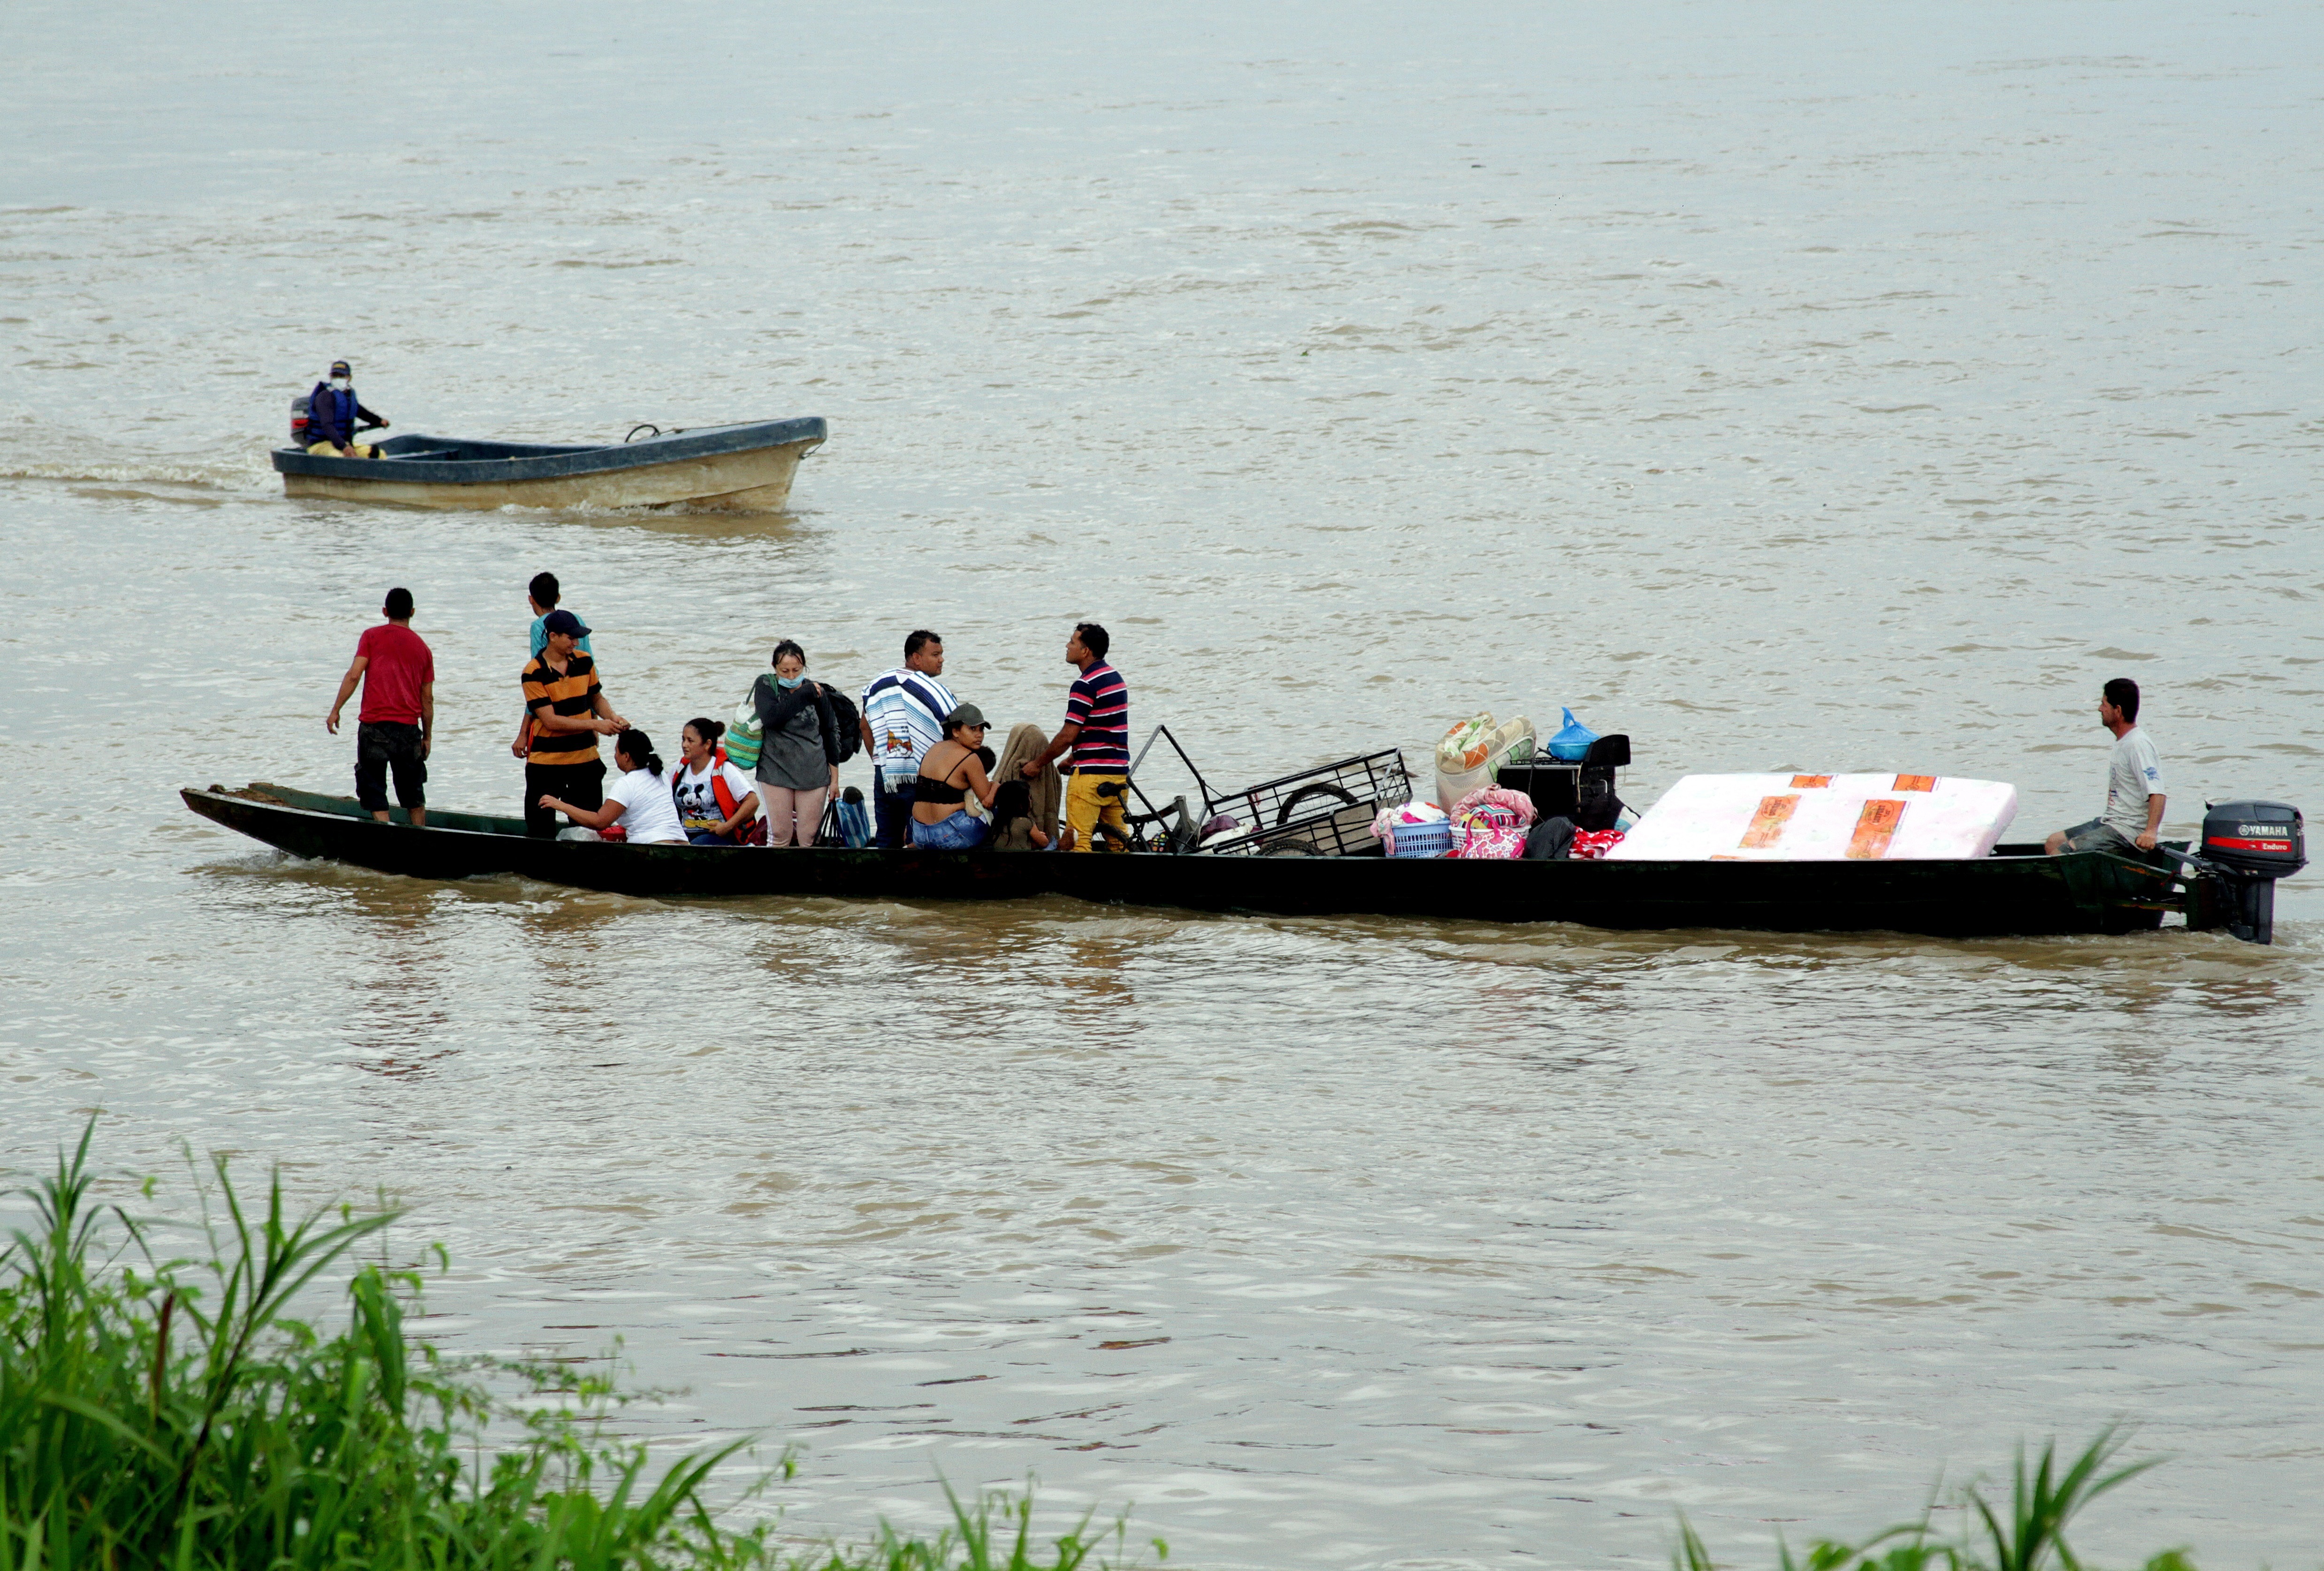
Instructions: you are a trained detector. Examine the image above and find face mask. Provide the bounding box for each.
[777,673,803,689]
[331,375,350,389]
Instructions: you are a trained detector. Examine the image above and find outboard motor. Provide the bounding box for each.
[2194,800,2305,944]
[290,392,311,447]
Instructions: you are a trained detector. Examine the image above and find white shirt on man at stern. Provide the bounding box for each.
[2101,727,2165,839]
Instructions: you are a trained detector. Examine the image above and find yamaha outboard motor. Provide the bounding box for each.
[290,392,311,447]
[2194,800,2305,944]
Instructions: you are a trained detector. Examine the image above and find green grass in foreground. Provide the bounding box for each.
[0,1124,1135,1571]
[2,1124,2214,1570]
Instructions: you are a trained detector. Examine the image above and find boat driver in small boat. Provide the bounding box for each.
[305,359,390,458]
[2046,677,2168,856]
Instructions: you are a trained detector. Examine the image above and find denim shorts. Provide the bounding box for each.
[2059,817,2133,853]
[913,810,987,850]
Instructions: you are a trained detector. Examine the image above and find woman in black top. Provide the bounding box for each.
[912,705,999,849]
[752,639,844,847]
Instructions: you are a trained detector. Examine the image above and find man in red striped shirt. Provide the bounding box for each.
[1024,622,1129,852]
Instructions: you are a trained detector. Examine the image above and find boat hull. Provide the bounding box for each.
[183,786,2183,939]
[271,418,824,511]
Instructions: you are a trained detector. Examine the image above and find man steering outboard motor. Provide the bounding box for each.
[2187,801,2306,944]
[300,358,390,458]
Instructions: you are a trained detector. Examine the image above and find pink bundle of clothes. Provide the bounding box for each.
[1449,785,1538,860]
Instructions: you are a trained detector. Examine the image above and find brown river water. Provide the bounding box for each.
[3,2,2322,1564]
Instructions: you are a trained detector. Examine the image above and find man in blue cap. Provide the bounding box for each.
[520,608,627,836]
[306,358,390,457]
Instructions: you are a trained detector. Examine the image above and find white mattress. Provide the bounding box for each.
[1605,772,2018,861]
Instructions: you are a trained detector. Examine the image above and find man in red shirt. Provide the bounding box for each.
[327,587,436,826]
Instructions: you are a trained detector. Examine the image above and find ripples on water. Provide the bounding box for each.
[3,2,2321,1565]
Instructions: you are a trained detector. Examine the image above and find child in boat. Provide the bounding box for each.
[993,723,1062,846]
[539,729,687,845]
[986,779,1053,851]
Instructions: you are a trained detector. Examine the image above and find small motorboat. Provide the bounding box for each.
[270,417,826,511]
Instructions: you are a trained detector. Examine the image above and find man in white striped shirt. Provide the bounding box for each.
[858,630,959,849]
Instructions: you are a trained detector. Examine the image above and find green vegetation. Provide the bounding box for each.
[0,1123,2224,1571]
[1672,1428,2202,1571]
[0,1124,1135,1571]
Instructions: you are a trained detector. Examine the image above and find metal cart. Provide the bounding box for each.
[1116,725,1411,856]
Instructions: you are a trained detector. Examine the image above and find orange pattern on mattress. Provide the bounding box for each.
[1789,775,1833,788]
[1892,774,1937,793]
[1740,795,1801,849]
[1846,799,1907,859]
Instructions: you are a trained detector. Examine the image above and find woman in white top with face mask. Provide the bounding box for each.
[537,728,689,845]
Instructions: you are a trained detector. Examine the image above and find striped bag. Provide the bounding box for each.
[722,689,764,771]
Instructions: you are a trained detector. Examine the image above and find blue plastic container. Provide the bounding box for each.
[1387,819,1455,858]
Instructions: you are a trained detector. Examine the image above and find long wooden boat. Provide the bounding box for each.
[270,418,825,511]
[181,784,2197,939]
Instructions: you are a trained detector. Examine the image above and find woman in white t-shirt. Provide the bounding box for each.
[536,729,689,845]
[670,717,762,846]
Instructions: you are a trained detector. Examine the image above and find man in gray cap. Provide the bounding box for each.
[306,358,390,457]
[909,703,998,849]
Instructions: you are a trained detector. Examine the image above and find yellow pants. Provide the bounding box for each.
[1065,772,1130,853]
[308,441,381,458]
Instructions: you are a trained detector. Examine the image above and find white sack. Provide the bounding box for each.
[1433,716,1535,808]
[1605,772,2018,861]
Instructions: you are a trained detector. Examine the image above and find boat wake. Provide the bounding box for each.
[0,419,272,492]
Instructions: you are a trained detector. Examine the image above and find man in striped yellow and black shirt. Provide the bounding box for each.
[521,609,627,837]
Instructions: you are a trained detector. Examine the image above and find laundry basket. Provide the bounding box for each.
[1386,819,1455,859]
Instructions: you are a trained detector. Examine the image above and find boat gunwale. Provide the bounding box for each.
[190,785,2165,866]
[193,783,2094,866]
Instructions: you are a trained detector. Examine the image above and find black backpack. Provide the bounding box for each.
[823,686,862,763]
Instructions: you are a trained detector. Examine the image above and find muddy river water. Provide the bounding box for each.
[3,2,2322,1564]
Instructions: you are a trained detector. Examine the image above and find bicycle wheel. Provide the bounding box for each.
[1276,782,1357,826]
